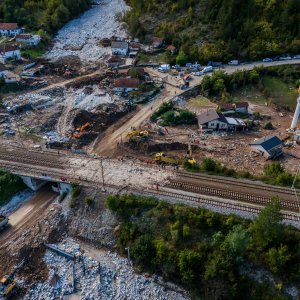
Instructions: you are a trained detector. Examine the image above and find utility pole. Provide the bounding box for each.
[125,247,130,264]
[100,158,105,192]
[13,118,24,147]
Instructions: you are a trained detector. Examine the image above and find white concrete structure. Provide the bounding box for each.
[291,93,300,129]
[0,23,23,36]
[16,34,41,46]
[111,41,128,55]
[0,45,21,63]
[20,176,48,191]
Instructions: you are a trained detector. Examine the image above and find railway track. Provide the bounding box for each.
[144,188,300,224]
[0,147,64,169]
[168,171,300,212]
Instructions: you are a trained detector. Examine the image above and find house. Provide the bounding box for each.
[166,45,177,54]
[107,56,125,68]
[112,78,140,93]
[0,23,23,36]
[0,63,8,77]
[152,37,164,48]
[16,34,41,46]
[235,102,249,114]
[0,45,21,63]
[197,110,228,131]
[225,117,246,131]
[218,103,235,111]
[111,41,129,56]
[250,136,283,159]
[4,71,20,83]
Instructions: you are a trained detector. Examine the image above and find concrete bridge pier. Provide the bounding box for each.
[20,176,48,191]
[52,182,72,195]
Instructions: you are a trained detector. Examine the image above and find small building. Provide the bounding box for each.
[112,78,140,93]
[197,110,228,131]
[250,136,283,159]
[107,56,124,68]
[235,102,249,114]
[4,71,20,83]
[0,23,23,36]
[16,34,41,46]
[166,45,177,54]
[152,37,164,48]
[0,45,21,63]
[225,117,246,131]
[111,41,129,56]
[219,103,235,111]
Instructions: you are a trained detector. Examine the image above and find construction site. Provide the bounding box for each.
[1,0,300,299]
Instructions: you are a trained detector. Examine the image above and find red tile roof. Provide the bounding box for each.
[221,103,235,110]
[0,44,19,53]
[114,78,140,88]
[167,45,176,52]
[152,37,164,44]
[0,23,18,30]
[235,102,249,108]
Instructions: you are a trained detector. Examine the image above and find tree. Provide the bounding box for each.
[250,197,283,250]
[266,245,291,274]
[176,50,189,65]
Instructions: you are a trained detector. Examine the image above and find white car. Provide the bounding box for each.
[262,58,272,62]
[293,55,300,59]
[279,56,292,60]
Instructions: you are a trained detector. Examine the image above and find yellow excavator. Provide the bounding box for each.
[127,130,149,138]
[0,276,16,298]
[155,144,196,166]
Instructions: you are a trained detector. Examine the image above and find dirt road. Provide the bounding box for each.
[0,185,58,249]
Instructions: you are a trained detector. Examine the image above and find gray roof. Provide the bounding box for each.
[111,41,128,49]
[250,136,282,151]
[197,110,219,125]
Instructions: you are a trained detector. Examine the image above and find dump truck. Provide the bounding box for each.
[127,130,149,138]
[0,215,8,231]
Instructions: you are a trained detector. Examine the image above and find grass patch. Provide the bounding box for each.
[188,96,217,109]
[261,76,297,109]
[0,169,26,205]
[21,42,48,59]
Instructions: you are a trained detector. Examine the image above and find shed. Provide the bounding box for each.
[235,102,249,114]
[111,41,129,56]
[152,37,164,48]
[250,136,283,159]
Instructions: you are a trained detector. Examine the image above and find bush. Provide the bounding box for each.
[71,183,81,198]
[84,197,93,206]
[264,121,274,130]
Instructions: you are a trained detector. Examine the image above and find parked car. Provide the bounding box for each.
[172,64,181,69]
[228,60,239,65]
[293,55,300,59]
[279,56,292,60]
[192,71,202,76]
[185,63,192,68]
[262,58,272,62]
[201,66,213,73]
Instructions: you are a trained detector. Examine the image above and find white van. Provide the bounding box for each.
[201,66,213,73]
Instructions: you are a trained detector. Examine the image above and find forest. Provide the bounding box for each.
[107,194,300,299]
[0,0,91,34]
[125,0,300,62]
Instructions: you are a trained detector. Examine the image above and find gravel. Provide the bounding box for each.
[46,0,129,63]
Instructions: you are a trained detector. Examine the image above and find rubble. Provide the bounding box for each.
[46,0,129,63]
[24,239,190,300]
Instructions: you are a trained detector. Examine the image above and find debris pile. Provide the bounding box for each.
[46,0,129,63]
[24,239,190,300]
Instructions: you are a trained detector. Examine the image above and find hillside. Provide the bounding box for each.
[0,0,91,34]
[124,0,300,62]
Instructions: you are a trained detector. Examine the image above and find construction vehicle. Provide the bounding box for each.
[0,215,8,231]
[155,152,181,165]
[73,122,91,139]
[127,130,149,138]
[0,259,24,298]
[154,144,196,166]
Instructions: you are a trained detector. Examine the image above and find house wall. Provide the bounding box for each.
[235,107,248,114]
[113,87,138,93]
[17,35,41,45]
[112,47,128,55]
[250,145,269,158]
[0,29,23,36]
[207,120,228,130]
